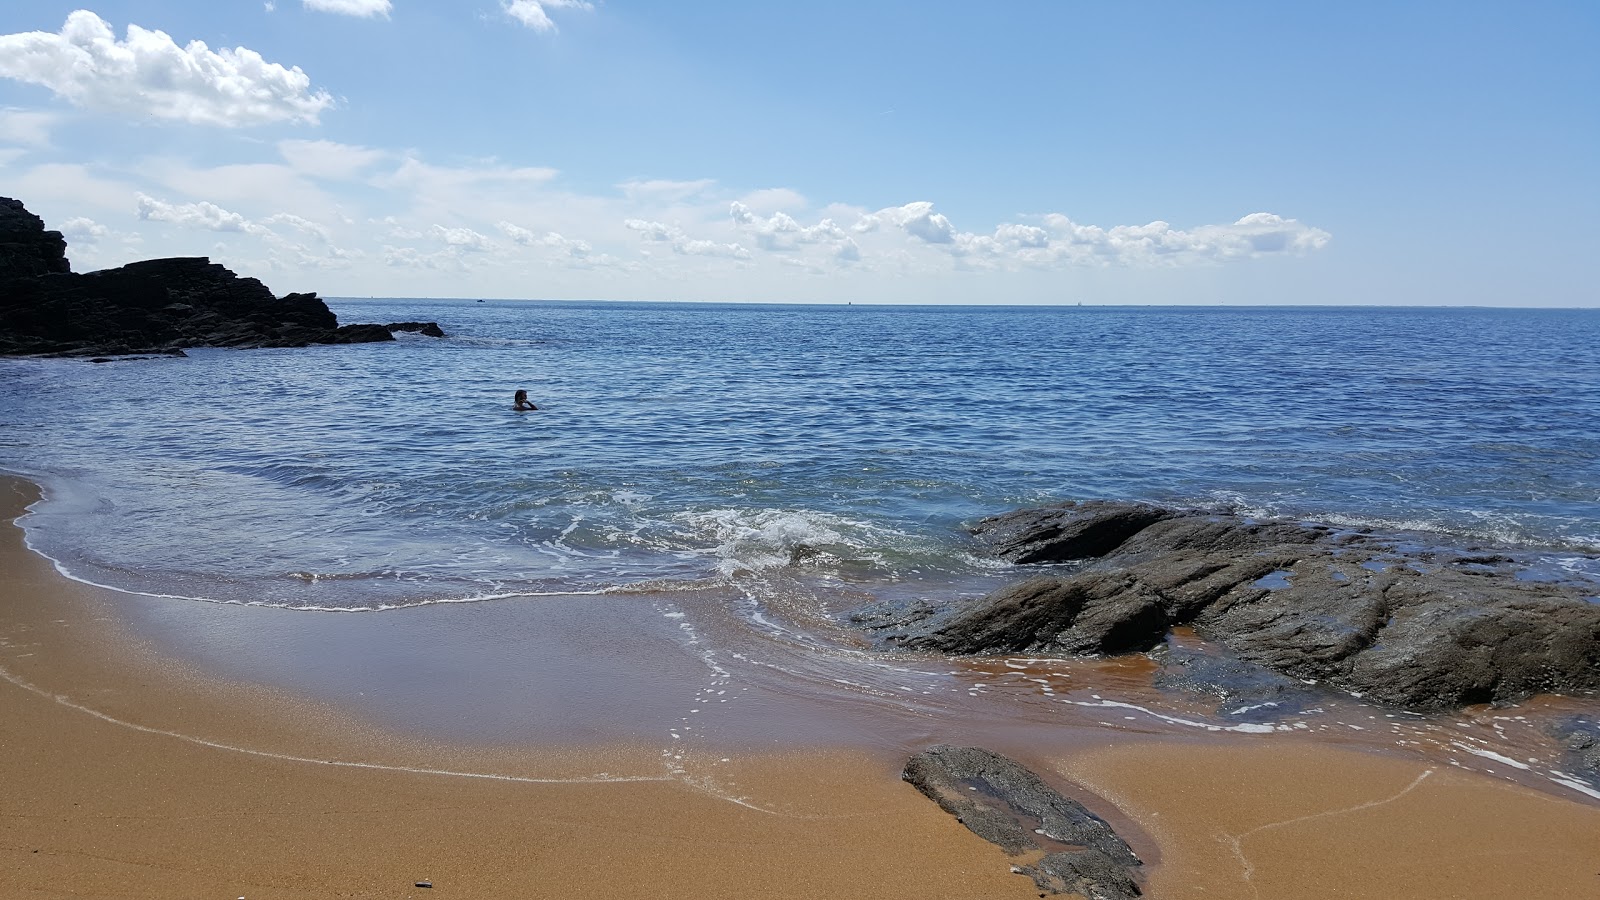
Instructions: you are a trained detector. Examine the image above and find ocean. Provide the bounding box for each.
[5,300,1597,610]
[3,301,1599,786]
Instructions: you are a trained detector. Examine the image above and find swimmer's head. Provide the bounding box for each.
[514,389,528,402]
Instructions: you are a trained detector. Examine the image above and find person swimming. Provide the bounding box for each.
[513,389,538,411]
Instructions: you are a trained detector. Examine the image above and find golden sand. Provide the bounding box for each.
[3,475,1597,899]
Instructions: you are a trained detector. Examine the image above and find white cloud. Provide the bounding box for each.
[379,157,559,196]
[736,188,808,214]
[136,193,272,236]
[625,219,749,260]
[497,220,539,244]
[854,201,956,244]
[619,178,715,203]
[1031,212,1331,264]
[729,202,846,251]
[303,0,393,18]
[850,202,1330,268]
[429,224,495,252]
[0,109,58,147]
[541,231,592,258]
[496,220,593,259]
[266,212,333,243]
[278,139,386,179]
[503,0,593,33]
[624,218,679,243]
[373,216,423,240]
[60,216,108,242]
[0,11,333,126]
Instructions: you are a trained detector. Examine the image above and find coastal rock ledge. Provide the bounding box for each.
[0,197,441,357]
[854,501,1600,713]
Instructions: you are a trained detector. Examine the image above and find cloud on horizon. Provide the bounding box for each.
[0,11,333,127]
[302,0,394,18]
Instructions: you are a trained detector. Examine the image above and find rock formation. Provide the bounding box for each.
[855,501,1600,713]
[903,745,1143,898]
[0,197,442,357]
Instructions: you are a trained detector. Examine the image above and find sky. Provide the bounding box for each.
[0,2,1595,306]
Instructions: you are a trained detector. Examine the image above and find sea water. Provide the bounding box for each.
[3,302,1600,788]
[4,301,1597,611]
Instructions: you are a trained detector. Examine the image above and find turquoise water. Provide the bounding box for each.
[2,301,1598,610]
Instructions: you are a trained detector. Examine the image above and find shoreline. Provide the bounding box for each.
[5,474,1600,898]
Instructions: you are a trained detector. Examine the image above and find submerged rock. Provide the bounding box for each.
[0,197,444,357]
[866,501,1600,713]
[1151,643,1325,721]
[903,745,1142,898]
[1549,717,1600,788]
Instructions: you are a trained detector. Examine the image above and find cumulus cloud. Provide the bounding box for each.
[429,224,495,252]
[497,220,592,258]
[497,220,539,245]
[0,11,333,126]
[850,202,1330,268]
[503,0,593,33]
[853,201,956,244]
[303,0,393,17]
[625,219,749,259]
[1030,211,1331,264]
[541,231,592,258]
[136,193,272,236]
[60,216,108,242]
[729,202,847,252]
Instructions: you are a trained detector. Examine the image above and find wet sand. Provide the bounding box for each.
[4,475,1599,898]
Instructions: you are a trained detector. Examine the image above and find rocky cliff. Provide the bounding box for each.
[0,198,440,357]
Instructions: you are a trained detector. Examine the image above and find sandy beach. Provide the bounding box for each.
[4,474,1599,899]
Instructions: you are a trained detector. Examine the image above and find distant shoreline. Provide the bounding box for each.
[326,296,1600,311]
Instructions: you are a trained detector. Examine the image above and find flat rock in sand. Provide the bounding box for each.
[903,745,1142,898]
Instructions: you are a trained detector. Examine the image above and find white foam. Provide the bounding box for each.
[1450,742,1533,771]
[1064,698,1281,734]
[676,507,894,577]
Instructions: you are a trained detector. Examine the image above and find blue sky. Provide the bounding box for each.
[1,1,1595,305]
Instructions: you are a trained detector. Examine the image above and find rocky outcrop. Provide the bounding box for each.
[0,198,443,357]
[857,501,1600,712]
[903,745,1142,898]
[386,321,446,337]
[0,198,71,278]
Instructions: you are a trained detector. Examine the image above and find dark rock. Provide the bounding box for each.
[332,323,396,344]
[0,197,431,357]
[868,502,1600,712]
[970,501,1175,564]
[896,575,1168,657]
[1151,643,1325,721]
[1021,850,1143,900]
[0,197,70,278]
[1550,718,1600,786]
[903,745,1141,897]
[386,321,445,337]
